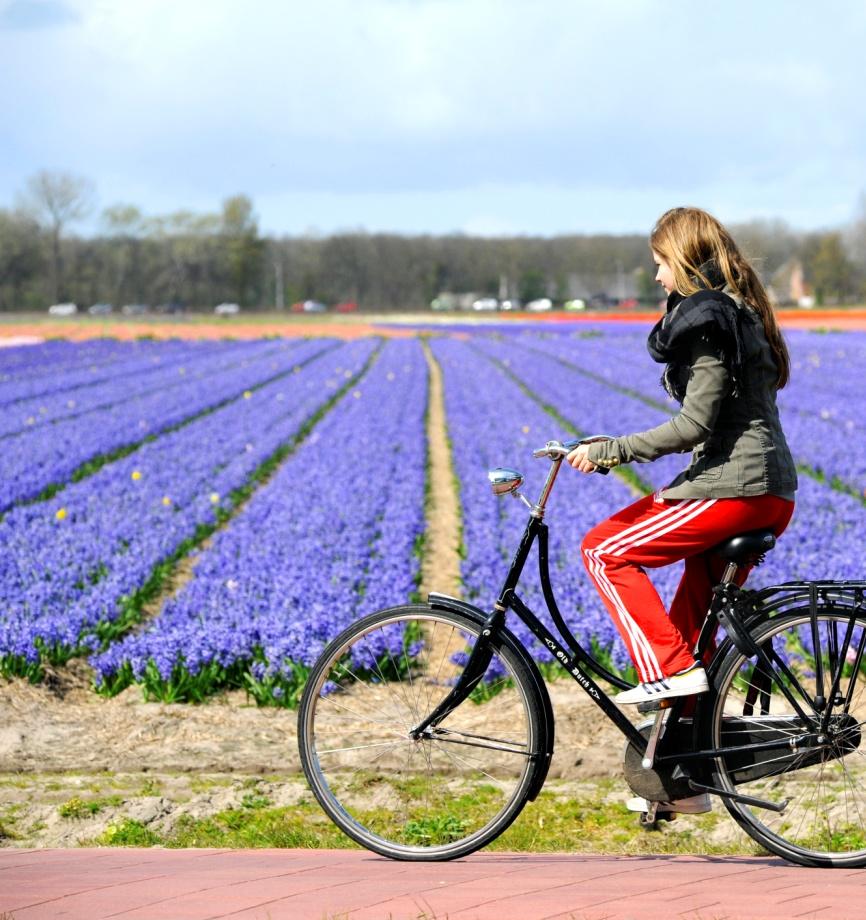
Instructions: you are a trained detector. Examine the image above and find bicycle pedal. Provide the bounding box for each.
[637,807,677,828]
[637,699,671,714]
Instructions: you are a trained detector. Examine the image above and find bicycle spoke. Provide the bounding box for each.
[300,608,537,859]
[316,737,412,756]
[713,609,866,865]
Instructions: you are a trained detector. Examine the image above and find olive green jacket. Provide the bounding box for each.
[585,305,798,500]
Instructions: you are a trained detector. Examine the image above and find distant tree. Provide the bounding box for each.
[849,192,866,301]
[518,268,547,303]
[17,170,94,303]
[146,209,221,306]
[318,233,376,306]
[634,266,658,303]
[221,195,265,307]
[101,204,144,305]
[807,232,855,304]
[731,218,800,281]
[102,203,143,236]
[423,260,450,305]
[0,209,44,310]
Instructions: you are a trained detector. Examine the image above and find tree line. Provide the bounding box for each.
[1,170,864,312]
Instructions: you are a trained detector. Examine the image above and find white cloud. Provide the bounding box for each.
[0,0,863,232]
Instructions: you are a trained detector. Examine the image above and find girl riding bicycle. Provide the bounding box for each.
[301,221,866,862]
[568,207,797,711]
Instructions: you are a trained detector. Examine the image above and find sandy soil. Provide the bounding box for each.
[0,666,630,847]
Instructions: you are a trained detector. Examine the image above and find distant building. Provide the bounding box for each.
[769,259,812,306]
[564,272,638,302]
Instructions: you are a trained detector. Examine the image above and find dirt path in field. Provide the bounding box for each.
[419,340,462,601]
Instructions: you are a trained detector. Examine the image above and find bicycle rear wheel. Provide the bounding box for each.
[297,604,545,860]
[708,607,866,867]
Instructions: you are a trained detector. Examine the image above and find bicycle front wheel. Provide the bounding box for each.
[297,604,544,860]
[708,607,866,867]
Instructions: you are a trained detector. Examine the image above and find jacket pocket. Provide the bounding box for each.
[686,454,724,482]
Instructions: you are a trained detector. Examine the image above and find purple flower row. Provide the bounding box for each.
[511,326,866,494]
[0,340,271,438]
[0,338,333,513]
[0,338,205,406]
[90,339,429,703]
[0,338,377,677]
[469,334,685,492]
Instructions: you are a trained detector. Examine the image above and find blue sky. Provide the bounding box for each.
[1,0,865,237]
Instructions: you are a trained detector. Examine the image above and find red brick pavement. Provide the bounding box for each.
[0,848,862,920]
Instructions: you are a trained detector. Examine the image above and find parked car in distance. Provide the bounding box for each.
[471,297,499,311]
[155,301,185,314]
[587,293,617,310]
[619,298,639,310]
[499,299,521,311]
[87,302,113,316]
[48,302,78,316]
[302,300,326,313]
[121,303,149,316]
[526,298,553,312]
[214,302,240,316]
[334,301,358,313]
[563,299,586,312]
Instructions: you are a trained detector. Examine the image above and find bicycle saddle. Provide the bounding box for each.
[712,529,776,564]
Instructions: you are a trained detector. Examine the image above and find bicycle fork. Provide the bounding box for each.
[407,608,503,740]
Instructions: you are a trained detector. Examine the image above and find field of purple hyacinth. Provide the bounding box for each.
[0,338,192,404]
[0,337,331,511]
[1,339,241,436]
[499,326,866,495]
[466,329,866,586]
[0,324,864,704]
[0,337,377,679]
[90,338,428,704]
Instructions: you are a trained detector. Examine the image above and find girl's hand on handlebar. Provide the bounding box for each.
[567,444,598,474]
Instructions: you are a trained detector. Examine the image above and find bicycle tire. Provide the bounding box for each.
[705,606,866,867]
[297,603,545,860]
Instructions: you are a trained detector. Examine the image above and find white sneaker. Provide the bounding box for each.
[615,663,708,706]
[626,792,712,815]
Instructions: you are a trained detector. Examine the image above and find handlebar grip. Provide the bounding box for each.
[594,465,611,475]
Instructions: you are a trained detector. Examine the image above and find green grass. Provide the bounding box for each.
[58,794,124,819]
[84,779,760,857]
[94,819,162,847]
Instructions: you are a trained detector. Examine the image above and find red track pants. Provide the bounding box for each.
[581,492,795,683]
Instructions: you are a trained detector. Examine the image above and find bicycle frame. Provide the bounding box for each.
[415,449,649,753]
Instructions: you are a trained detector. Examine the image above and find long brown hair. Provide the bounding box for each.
[650,206,790,389]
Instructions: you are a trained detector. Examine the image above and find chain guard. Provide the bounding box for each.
[622,719,695,801]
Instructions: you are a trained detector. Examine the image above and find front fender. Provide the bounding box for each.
[427,592,554,801]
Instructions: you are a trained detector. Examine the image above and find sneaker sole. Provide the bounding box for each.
[616,682,709,705]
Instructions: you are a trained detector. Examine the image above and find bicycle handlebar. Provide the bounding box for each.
[532,435,615,474]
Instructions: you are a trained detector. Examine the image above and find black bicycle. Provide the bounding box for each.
[298,438,866,868]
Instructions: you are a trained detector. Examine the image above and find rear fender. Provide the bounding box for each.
[427,592,554,801]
